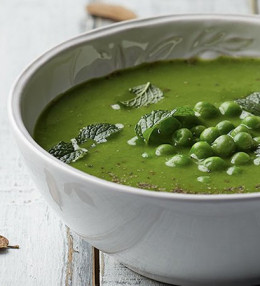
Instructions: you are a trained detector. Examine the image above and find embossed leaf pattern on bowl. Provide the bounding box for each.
[191,28,253,55]
[146,36,183,61]
[73,25,254,85]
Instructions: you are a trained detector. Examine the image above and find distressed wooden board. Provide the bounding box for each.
[0,0,94,286]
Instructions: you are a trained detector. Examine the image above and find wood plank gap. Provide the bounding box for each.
[65,227,74,286]
[87,0,98,29]
[93,16,99,29]
[93,247,100,286]
[250,0,259,13]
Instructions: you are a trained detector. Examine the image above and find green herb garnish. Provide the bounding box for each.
[172,106,195,117]
[236,92,260,116]
[77,123,121,144]
[120,82,164,108]
[49,139,87,164]
[135,110,173,141]
[49,123,122,163]
[135,107,194,143]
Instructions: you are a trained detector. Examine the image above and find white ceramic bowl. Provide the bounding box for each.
[9,15,260,286]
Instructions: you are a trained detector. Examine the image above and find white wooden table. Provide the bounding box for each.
[1,1,259,285]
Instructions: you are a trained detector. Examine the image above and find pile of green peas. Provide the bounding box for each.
[151,100,260,175]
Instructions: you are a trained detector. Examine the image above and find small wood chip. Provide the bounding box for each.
[0,235,19,249]
[86,3,137,22]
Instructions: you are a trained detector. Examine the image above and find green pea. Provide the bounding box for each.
[216,120,235,135]
[212,135,236,158]
[172,128,193,146]
[233,132,255,151]
[165,154,191,167]
[158,117,181,136]
[191,125,206,137]
[231,152,251,165]
[219,101,241,116]
[190,141,214,160]
[142,151,154,158]
[155,144,176,156]
[253,136,260,146]
[200,156,227,172]
[227,166,243,175]
[230,125,250,137]
[200,127,220,144]
[194,101,219,119]
[242,116,260,130]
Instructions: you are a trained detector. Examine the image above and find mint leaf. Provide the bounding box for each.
[77,123,121,144]
[135,106,195,144]
[135,110,174,142]
[172,106,195,116]
[236,92,260,116]
[120,82,163,108]
[49,139,87,164]
[49,123,123,164]
[49,141,74,158]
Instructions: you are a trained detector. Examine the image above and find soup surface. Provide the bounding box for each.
[34,58,260,194]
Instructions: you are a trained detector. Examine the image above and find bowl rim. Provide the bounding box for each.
[9,13,260,202]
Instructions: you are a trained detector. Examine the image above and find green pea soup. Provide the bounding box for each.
[34,58,260,194]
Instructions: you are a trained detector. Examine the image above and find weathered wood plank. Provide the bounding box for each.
[94,0,253,19]
[66,230,95,286]
[0,189,67,285]
[0,1,94,285]
[255,0,260,13]
[100,253,166,286]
